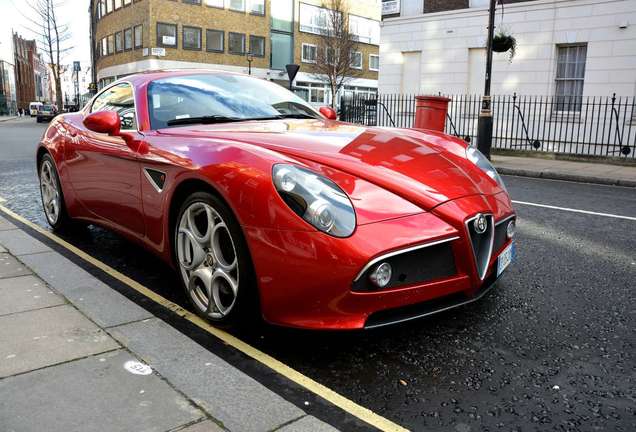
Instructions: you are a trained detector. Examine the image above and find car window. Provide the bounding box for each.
[147,73,321,129]
[91,83,137,130]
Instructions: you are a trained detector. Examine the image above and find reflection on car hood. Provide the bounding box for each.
[157,119,502,210]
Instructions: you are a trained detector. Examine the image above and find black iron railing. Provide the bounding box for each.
[340,93,636,158]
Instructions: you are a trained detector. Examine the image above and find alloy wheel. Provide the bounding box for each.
[40,159,61,225]
[176,201,239,319]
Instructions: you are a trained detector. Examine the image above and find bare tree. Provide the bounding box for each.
[21,0,73,109]
[312,0,362,108]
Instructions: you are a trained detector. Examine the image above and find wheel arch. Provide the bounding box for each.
[167,177,249,265]
[167,176,262,318]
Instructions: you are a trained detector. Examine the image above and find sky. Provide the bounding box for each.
[0,0,91,70]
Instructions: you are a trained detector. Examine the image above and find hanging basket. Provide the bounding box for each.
[492,33,517,61]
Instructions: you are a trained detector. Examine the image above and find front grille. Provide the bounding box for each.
[466,214,494,280]
[352,238,458,292]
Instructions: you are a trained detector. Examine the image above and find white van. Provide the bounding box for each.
[29,102,43,117]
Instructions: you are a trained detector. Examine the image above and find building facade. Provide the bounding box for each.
[13,33,38,111]
[90,0,380,106]
[0,61,17,115]
[379,0,636,98]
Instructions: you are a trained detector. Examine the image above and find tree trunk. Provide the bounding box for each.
[54,72,63,109]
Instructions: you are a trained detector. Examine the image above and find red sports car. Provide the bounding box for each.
[37,70,516,329]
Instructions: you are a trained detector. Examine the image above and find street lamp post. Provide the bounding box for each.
[477,0,497,159]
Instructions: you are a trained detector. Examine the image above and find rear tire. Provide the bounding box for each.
[173,191,258,327]
[39,154,72,230]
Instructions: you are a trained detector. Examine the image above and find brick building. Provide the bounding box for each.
[13,33,37,111]
[89,0,380,106]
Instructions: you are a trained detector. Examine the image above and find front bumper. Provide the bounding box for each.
[246,192,515,330]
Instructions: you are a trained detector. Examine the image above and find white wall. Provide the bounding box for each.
[380,0,636,96]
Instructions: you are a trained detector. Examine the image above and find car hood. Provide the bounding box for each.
[156,119,501,210]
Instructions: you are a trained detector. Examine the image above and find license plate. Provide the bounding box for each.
[497,241,516,277]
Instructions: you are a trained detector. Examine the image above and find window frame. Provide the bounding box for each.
[249,35,265,57]
[89,81,139,132]
[206,29,224,52]
[227,0,245,12]
[124,28,133,51]
[228,32,246,55]
[205,0,224,8]
[107,34,115,55]
[182,25,202,51]
[369,54,379,71]
[134,25,143,49]
[156,22,178,48]
[106,0,113,14]
[115,31,124,53]
[114,0,122,10]
[248,0,265,15]
[301,43,317,64]
[350,50,363,70]
[554,43,587,114]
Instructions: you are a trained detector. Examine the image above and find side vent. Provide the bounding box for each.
[144,168,166,193]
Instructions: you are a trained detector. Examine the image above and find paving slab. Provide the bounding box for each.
[0,349,205,432]
[0,215,16,231]
[0,275,65,316]
[110,318,305,432]
[0,253,31,279]
[19,251,153,328]
[277,416,340,432]
[0,304,120,378]
[174,420,225,432]
[0,228,51,255]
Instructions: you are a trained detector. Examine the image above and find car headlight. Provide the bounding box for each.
[272,164,356,237]
[466,145,507,191]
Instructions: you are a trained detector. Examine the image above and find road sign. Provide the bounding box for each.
[151,47,166,57]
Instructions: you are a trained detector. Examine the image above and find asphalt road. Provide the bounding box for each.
[1,117,634,431]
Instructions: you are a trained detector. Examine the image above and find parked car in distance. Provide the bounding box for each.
[36,105,57,123]
[36,70,516,330]
[29,101,43,117]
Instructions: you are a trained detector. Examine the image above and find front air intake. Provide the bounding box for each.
[465,214,494,280]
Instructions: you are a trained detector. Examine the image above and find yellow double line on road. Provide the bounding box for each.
[0,201,408,432]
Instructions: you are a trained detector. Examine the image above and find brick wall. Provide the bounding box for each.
[93,0,379,80]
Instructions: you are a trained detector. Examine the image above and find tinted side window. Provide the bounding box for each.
[91,83,137,130]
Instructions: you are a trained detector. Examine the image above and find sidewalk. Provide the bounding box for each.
[0,116,18,123]
[492,154,636,187]
[0,214,339,432]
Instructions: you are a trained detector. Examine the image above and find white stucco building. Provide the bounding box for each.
[379,0,636,98]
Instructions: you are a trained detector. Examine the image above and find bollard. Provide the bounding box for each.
[413,95,451,132]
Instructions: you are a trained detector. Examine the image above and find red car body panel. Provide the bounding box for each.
[37,70,515,329]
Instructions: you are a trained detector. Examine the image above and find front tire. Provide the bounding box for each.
[39,154,71,230]
[174,191,257,326]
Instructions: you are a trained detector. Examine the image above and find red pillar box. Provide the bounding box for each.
[413,95,451,132]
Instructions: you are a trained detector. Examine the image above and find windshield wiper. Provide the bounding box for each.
[274,113,319,119]
[166,115,244,126]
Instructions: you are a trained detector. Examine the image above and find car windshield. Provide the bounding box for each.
[41,105,53,110]
[147,73,321,129]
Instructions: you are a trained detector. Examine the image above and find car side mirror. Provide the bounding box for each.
[319,106,337,120]
[84,111,121,135]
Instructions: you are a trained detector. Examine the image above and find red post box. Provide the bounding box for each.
[413,95,451,132]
